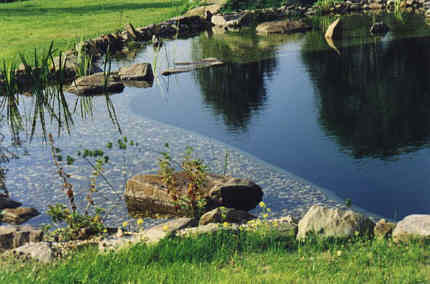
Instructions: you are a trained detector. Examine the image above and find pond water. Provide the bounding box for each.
[3,13,430,227]
[111,13,430,220]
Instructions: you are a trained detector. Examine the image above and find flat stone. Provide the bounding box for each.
[119,63,154,82]
[393,215,430,242]
[176,223,238,238]
[1,207,39,224]
[67,72,124,96]
[12,242,54,263]
[297,205,375,240]
[0,225,43,251]
[256,20,311,34]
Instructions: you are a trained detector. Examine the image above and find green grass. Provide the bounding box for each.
[1,230,430,283]
[0,0,189,62]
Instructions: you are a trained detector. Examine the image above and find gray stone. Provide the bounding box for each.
[211,12,253,28]
[1,207,39,224]
[297,205,375,240]
[185,4,222,20]
[118,63,154,82]
[374,219,396,239]
[0,225,43,251]
[99,218,193,252]
[67,72,124,96]
[256,20,311,34]
[393,215,430,242]
[199,207,256,226]
[176,223,238,238]
[12,242,54,263]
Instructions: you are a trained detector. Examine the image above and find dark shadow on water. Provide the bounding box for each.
[302,14,430,159]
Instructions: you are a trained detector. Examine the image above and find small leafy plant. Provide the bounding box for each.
[158,144,209,218]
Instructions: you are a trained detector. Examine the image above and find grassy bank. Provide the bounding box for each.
[0,0,189,62]
[1,230,430,283]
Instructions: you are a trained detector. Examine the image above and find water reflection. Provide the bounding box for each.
[302,16,430,159]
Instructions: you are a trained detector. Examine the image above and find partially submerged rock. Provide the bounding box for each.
[125,172,263,217]
[297,205,375,240]
[67,72,125,96]
[1,207,39,225]
[162,58,224,76]
[0,225,43,251]
[256,20,311,34]
[392,214,430,242]
[118,63,154,82]
[199,207,256,226]
[325,18,342,40]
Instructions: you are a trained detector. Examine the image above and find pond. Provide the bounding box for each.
[4,12,430,227]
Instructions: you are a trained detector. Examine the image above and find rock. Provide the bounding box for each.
[12,242,54,263]
[297,205,375,240]
[125,172,263,216]
[392,215,430,242]
[199,207,256,226]
[211,12,253,29]
[370,22,389,34]
[374,219,396,239]
[325,18,342,40]
[368,2,383,8]
[176,223,238,238]
[67,72,124,96]
[162,58,224,76]
[185,4,222,20]
[99,218,193,251]
[1,207,39,224]
[0,225,43,251]
[118,63,154,82]
[0,197,21,210]
[125,23,141,41]
[256,20,311,34]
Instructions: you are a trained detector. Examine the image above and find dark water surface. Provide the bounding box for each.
[108,13,430,220]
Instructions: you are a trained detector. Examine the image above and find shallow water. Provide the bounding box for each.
[3,13,430,227]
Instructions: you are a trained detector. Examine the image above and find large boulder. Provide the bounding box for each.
[256,20,311,34]
[0,225,43,252]
[392,215,430,242]
[118,63,154,82]
[199,207,256,226]
[1,207,39,224]
[125,172,263,217]
[297,205,375,240]
[67,72,124,96]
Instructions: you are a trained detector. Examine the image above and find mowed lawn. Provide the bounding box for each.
[0,0,187,61]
